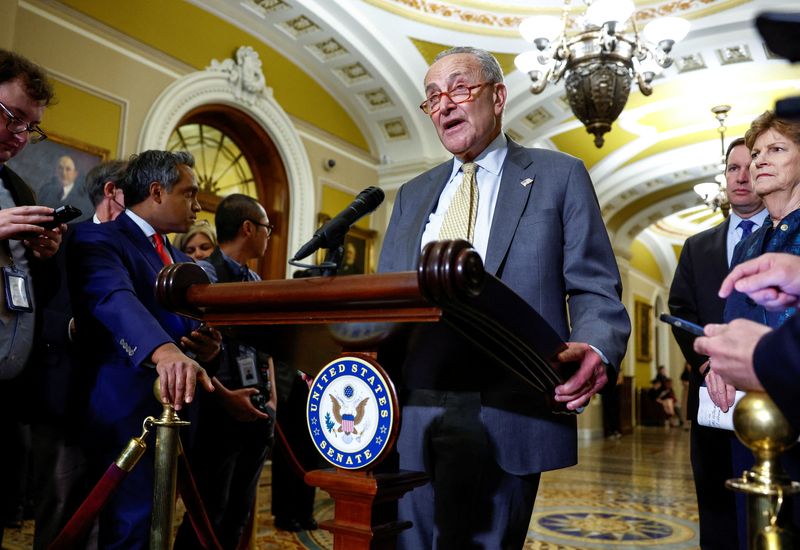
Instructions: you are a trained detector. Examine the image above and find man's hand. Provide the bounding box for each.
[703,368,737,412]
[24,225,65,259]
[0,205,56,241]
[180,325,222,363]
[553,342,608,410]
[719,253,800,310]
[693,320,771,407]
[151,343,214,410]
[212,378,271,422]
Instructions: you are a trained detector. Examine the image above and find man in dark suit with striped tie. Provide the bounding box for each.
[668,137,767,549]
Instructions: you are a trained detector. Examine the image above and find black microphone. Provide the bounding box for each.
[292,186,385,262]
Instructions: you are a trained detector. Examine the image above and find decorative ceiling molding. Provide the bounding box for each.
[362,0,749,36]
[191,0,795,249]
[675,53,707,73]
[380,118,410,140]
[308,37,349,60]
[716,44,752,65]
[360,88,394,111]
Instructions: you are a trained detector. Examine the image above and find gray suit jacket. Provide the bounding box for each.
[378,140,630,473]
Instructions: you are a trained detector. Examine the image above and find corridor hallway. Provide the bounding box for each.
[1,427,700,549]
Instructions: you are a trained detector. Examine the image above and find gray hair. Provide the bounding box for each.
[432,47,504,84]
[84,160,128,207]
[122,150,195,207]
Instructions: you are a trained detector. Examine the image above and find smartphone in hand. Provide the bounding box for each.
[659,314,705,337]
[41,205,82,229]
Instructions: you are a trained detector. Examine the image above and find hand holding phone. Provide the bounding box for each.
[41,205,82,229]
[659,314,705,337]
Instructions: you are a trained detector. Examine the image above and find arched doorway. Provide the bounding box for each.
[138,46,315,279]
[168,104,290,279]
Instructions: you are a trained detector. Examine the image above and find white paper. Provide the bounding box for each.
[697,387,747,430]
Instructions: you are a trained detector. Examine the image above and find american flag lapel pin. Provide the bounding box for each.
[520,177,533,187]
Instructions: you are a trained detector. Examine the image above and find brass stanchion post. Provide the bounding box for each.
[149,386,190,550]
[726,392,800,549]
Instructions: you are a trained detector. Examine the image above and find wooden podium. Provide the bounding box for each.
[155,240,570,549]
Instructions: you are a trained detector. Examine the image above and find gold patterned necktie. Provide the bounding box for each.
[439,162,478,242]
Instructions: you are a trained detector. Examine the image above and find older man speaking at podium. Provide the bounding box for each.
[378,46,630,549]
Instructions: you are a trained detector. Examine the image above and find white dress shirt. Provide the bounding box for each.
[727,208,769,266]
[421,133,508,260]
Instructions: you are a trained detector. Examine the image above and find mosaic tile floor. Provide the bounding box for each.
[2,426,699,549]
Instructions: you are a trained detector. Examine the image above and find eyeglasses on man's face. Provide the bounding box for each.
[419,82,491,115]
[248,219,274,237]
[0,100,47,144]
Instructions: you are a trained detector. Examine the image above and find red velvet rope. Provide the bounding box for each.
[49,425,297,550]
[274,420,309,479]
[48,463,127,550]
[177,448,224,550]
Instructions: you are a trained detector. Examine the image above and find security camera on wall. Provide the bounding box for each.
[323,158,336,171]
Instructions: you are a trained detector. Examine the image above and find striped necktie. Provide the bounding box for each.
[439,162,478,242]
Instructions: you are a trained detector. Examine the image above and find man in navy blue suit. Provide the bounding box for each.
[67,150,219,549]
[378,47,629,549]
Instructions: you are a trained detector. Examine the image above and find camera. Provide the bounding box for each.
[247,356,273,418]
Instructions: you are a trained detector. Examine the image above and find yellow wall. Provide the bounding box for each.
[629,239,663,285]
[672,243,682,263]
[321,186,372,229]
[47,79,121,159]
[59,0,369,152]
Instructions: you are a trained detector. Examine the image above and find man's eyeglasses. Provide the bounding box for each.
[419,82,491,115]
[0,100,47,144]
[248,219,274,237]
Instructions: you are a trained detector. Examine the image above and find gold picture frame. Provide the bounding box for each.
[635,300,653,362]
[316,213,377,274]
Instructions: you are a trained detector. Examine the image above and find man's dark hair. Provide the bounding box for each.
[84,160,127,207]
[215,193,264,243]
[122,150,194,207]
[0,50,55,105]
[725,137,746,164]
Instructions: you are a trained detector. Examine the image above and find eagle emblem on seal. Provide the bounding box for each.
[330,393,369,435]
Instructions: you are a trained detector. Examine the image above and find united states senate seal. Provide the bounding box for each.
[306,355,397,470]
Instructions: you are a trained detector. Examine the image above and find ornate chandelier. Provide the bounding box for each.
[693,105,731,217]
[515,0,689,147]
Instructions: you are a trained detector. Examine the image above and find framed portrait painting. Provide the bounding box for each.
[635,300,653,362]
[6,132,108,199]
